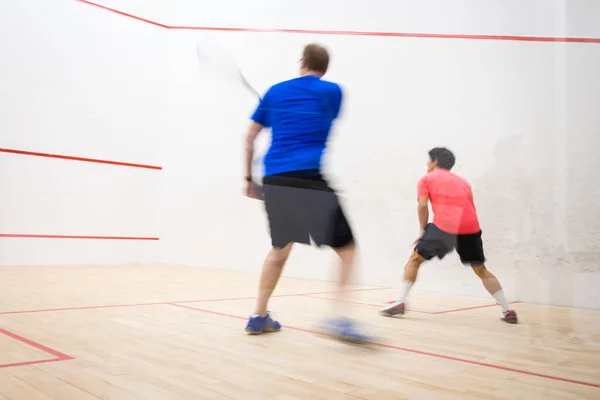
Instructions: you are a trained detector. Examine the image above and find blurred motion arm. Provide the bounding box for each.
[244,121,263,181]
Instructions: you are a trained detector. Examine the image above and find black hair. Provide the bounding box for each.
[428,147,455,170]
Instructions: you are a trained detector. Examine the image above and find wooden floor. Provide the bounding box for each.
[0,265,599,399]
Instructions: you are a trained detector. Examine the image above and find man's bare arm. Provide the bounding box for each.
[417,196,429,231]
[244,121,264,180]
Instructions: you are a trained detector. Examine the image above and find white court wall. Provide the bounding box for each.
[1,0,599,308]
[156,0,600,308]
[0,0,165,265]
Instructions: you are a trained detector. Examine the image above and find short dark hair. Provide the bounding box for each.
[302,44,329,74]
[428,147,455,170]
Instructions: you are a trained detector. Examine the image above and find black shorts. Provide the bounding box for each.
[262,170,354,249]
[415,223,486,265]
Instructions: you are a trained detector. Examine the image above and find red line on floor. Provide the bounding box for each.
[375,341,600,389]
[277,286,388,298]
[0,286,518,317]
[0,287,388,315]
[0,302,168,315]
[300,294,435,314]
[0,148,162,170]
[170,303,247,320]
[0,358,68,370]
[0,327,74,369]
[169,304,600,389]
[433,301,521,314]
[302,294,521,315]
[0,234,159,240]
[76,0,600,44]
[175,286,389,305]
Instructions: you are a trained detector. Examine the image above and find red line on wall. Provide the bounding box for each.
[0,234,159,240]
[76,0,600,44]
[75,0,168,28]
[0,148,162,170]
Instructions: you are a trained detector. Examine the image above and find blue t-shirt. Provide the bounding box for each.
[251,75,342,176]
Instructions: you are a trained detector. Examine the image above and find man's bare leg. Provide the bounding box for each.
[331,241,357,315]
[471,264,517,323]
[380,251,425,316]
[245,243,293,334]
[327,241,374,343]
[254,242,294,316]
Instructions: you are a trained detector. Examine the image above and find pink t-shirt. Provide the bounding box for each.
[417,169,481,235]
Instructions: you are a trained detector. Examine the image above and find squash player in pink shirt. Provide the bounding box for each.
[380,147,518,323]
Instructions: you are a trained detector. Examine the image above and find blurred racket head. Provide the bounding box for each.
[194,37,261,101]
[194,36,266,175]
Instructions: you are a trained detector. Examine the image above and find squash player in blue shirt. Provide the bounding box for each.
[243,44,371,343]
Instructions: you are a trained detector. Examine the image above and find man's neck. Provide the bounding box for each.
[300,70,322,78]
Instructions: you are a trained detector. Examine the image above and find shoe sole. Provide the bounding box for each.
[245,327,281,334]
[379,305,405,317]
[314,323,372,345]
[320,330,372,345]
[333,334,369,344]
[501,312,518,324]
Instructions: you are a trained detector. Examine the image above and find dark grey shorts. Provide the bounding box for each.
[262,170,354,249]
[415,223,485,265]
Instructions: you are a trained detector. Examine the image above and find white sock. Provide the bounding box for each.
[397,280,414,303]
[492,290,510,313]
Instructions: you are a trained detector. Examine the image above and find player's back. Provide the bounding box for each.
[419,169,480,235]
[255,75,342,176]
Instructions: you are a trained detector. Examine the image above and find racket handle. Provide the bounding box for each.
[254,184,265,200]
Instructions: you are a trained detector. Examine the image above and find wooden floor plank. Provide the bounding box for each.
[0,264,599,399]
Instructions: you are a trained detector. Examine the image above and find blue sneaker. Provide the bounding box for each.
[245,313,281,334]
[326,318,373,344]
